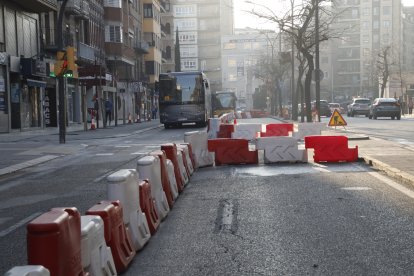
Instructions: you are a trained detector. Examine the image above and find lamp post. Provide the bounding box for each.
[57,0,69,143]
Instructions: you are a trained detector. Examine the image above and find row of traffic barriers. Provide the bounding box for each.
[207,118,359,164]
[5,143,199,276]
[5,120,358,275]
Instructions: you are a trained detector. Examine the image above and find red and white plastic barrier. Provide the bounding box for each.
[5,266,50,276]
[27,207,86,276]
[106,169,151,251]
[256,137,308,163]
[207,118,221,139]
[166,159,179,200]
[161,143,185,192]
[137,156,170,220]
[150,150,175,208]
[184,131,214,168]
[176,149,190,186]
[293,122,326,140]
[80,215,117,275]
[231,123,261,140]
[86,201,136,273]
[178,144,194,176]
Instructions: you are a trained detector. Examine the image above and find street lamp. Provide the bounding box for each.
[57,0,69,143]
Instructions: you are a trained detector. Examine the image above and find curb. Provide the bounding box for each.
[361,155,414,186]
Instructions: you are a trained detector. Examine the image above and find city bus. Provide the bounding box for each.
[159,71,211,128]
[212,91,237,117]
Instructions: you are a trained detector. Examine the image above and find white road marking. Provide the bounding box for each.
[341,187,372,191]
[369,171,414,199]
[0,212,42,237]
[115,145,132,148]
[95,153,114,156]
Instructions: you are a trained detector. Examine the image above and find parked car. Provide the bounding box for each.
[368,98,401,120]
[328,103,345,114]
[347,98,371,117]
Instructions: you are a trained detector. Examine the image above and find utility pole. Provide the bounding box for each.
[314,0,321,122]
[57,0,69,143]
[291,0,297,120]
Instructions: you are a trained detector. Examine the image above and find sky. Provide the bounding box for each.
[234,0,414,30]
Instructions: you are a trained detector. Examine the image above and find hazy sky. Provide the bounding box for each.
[234,0,414,29]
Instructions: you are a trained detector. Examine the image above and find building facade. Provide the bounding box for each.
[170,0,233,93]
[330,0,402,101]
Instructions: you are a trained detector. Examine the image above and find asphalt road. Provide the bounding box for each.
[1,118,414,274]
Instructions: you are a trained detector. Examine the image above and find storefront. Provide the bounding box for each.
[0,53,9,133]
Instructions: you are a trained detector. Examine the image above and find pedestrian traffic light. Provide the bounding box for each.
[54,50,67,77]
[66,46,78,78]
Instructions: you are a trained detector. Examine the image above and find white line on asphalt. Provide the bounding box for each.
[369,171,414,199]
[95,153,114,156]
[115,145,132,148]
[0,212,42,238]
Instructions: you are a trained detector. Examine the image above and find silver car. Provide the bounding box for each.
[347,98,371,117]
[368,98,401,120]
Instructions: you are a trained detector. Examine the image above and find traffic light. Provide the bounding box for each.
[66,46,78,78]
[54,50,67,77]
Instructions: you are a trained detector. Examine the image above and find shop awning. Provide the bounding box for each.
[27,79,47,88]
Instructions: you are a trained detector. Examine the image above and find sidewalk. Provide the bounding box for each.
[324,127,414,187]
[0,118,163,143]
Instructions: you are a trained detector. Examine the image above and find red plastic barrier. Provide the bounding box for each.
[261,123,294,137]
[86,201,135,273]
[181,142,196,169]
[139,179,161,235]
[27,207,86,276]
[305,135,358,162]
[161,143,184,192]
[208,139,258,165]
[217,124,235,138]
[150,150,174,208]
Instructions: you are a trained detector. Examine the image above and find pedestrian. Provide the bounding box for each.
[152,105,157,119]
[409,99,413,115]
[105,99,113,125]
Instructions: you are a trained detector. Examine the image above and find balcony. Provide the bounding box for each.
[13,0,57,12]
[74,0,90,20]
[65,0,82,15]
[78,42,96,63]
[134,41,150,54]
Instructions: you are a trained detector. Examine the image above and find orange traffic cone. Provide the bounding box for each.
[233,118,237,125]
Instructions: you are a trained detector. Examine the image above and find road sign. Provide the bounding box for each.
[328,110,347,127]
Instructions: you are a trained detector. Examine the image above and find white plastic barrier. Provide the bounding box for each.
[176,150,189,186]
[293,122,326,140]
[178,144,194,175]
[166,159,179,200]
[5,266,50,276]
[231,123,262,140]
[184,131,214,168]
[106,169,150,250]
[81,215,117,276]
[207,118,221,139]
[256,136,308,163]
[137,156,170,220]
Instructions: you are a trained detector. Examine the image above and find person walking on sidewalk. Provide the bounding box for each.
[408,98,413,115]
[152,105,158,119]
[105,99,113,125]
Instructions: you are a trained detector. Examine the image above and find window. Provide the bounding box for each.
[106,25,122,42]
[363,35,369,44]
[362,21,369,29]
[179,32,197,44]
[228,59,237,67]
[181,46,197,57]
[373,20,379,29]
[182,59,197,70]
[362,8,369,16]
[351,8,359,18]
[373,7,379,16]
[175,19,197,31]
[104,0,121,8]
[174,5,196,16]
[223,43,236,50]
[383,20,390,28]
[383,6,391,16]
[144,4,153,18]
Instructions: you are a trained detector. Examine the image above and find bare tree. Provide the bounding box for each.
[376,46,393,98]
[247,0,335,122]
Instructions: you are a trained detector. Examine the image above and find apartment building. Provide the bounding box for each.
[331,0,401,101]
[170,0,233,93]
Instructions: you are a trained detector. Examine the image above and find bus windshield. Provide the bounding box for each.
[159,74,204,104]
[214,93,236,109]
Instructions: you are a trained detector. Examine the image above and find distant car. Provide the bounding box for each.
[347,98,371,117]
[368,98,401,120]
[312,100,332,117]
[328,103,345,114]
